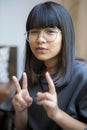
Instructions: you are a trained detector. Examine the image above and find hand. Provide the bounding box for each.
[37,72,59,119]
[12,72,33,112]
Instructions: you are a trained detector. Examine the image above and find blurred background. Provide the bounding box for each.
[0,0,87,81]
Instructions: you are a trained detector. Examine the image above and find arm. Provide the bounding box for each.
[53,108,87,130]
[14,109,28,130]
[37,72,87,130]
[12,72,33,130]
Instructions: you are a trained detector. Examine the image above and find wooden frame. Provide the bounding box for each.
[0,46,17,82]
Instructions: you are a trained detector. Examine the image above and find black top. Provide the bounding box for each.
[28,60,87,130]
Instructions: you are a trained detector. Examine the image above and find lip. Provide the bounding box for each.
[36,47,48,53]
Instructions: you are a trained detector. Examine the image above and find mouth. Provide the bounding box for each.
[36,47,48,53]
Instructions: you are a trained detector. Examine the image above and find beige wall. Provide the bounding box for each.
[55,0,87,59]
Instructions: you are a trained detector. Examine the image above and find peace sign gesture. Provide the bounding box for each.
[12,72,33,112]
[37,72,59,119]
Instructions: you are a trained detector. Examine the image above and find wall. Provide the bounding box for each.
[56,0,87,59]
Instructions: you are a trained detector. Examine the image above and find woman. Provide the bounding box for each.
[12,1,87,130]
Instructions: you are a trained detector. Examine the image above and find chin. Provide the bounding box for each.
[36,56,48,61]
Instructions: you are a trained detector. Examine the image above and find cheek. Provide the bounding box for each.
[51,42,62,56]
[29,44,34,53]
[57,41,62,53]
[52,36,62,55]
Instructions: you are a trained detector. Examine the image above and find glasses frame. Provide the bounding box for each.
[24,27,61,43]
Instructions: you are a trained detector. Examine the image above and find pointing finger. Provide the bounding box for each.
[45,72,56,94]
[12,76,21,93]
[22,72,28,90]
[22,72,31,98]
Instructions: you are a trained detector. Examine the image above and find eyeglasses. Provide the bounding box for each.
[24,27,60,43]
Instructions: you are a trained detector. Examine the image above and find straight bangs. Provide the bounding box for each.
[26,4,60,31]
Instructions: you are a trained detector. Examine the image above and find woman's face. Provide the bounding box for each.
[28,27,62,63]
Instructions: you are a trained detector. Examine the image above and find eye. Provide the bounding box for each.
[46,29,56,35]
[30,30,39,35]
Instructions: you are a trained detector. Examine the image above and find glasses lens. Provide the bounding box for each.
[43,31,57,42]
[25,28,58,43]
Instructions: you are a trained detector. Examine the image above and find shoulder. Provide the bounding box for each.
[69,59,87,91]
[73,59,87,80]
[74,59,87,70]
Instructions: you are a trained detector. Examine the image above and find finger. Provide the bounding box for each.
[37,92,54,102]
[22,72,28,89]
[37,92,57,108]
[22,72,32,98]
[37,99,53,107]
[12,97,27,112]
[12,76,21,93]
[13,95,27,107]
[13,94,33,110]
[45,72,56,94]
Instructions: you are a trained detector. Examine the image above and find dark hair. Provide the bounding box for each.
[25,1,75,88]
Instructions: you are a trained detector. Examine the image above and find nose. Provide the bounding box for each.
[36,32,46,43]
